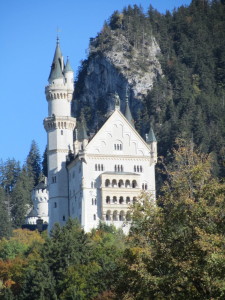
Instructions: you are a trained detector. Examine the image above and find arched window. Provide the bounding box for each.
[95,164,97,171]
[61,130,63,135]
[134,166,136,172]
[132,180,137,188]
[113,196,117,204]
[137,166,139,172]
[106,196,110,204]
[118,165,120,172]
[119,197,124,204]
[113,211,118,221]
[101,164,104,171]
[119,211,125,221]
[98,164,100,171]
[112,179,117,187]
[126,197,130,204]
[92,198,94,205]
[106,211,111,221]
[95,198,97,205]
[142,183,144,190]
[118,179,124,188]
[145,184,148,190]
[140,166,143,172]
[125,180,130,188]
[133,197,137,204]
[93,214,96,220]
[121,165,123,172]
[115,165,117,172]
[105,179,110,187]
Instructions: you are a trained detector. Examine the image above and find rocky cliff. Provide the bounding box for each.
[73,26,162,132]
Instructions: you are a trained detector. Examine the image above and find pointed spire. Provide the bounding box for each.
[78,113,88,141]
[146,123,157,143]
[64,56,73,73]
[48,37,64,82]
[124,87,134,127]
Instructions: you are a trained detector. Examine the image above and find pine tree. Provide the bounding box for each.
[26,140,41,187]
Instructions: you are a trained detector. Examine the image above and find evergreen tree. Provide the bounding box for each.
[42,146,48,178]
[0,187,11,238]
[26,140,41,187]
[10,167,33,228]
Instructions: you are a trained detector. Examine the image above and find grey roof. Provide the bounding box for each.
[48,38,64,82]
[77,114,88,141]
[34,181,47,190]
[124,99,134,127]
[146,125,157,143]
[64,57,73,72]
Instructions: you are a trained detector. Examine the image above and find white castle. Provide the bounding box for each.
[26,39,157,233]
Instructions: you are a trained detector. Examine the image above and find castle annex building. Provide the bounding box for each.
[27,39,157,233]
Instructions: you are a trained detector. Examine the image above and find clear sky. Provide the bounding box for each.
[0,0,191,165]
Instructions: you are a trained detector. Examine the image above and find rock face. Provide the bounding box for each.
[73,30,163,130]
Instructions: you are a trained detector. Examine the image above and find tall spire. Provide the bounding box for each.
[48,37,64,82]
[146,123,157,143]
[124,87,134,127]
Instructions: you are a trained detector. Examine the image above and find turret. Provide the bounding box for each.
[44,38,76,231]
[32,181,49,223]
[146,124,157,164]
[64,57,74,93]
[73,113,89,154]
[124,90,134,127]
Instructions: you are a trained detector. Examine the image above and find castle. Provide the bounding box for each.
[26,38,157,233]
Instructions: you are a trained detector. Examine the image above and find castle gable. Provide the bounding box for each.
[85,110,150,157]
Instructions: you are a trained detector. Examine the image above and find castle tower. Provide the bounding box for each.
[44,38,76,231]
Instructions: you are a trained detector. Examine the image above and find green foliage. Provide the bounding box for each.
[26,140,41,186]
[116,139,225,299]
[0,187,11,238]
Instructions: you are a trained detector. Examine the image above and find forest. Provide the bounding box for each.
[1,0,225,298]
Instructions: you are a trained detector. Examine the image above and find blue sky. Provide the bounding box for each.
[0,0,191,164]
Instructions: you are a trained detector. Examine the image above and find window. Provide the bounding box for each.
[54,202,57,208]
[101,164,104,171]
[95,164,97,171]
[93,214,96,221]
[61,130,63,135]
[95,198,97,205]
[63,216,65,221]
[52,176,56,183]
[134,165,143,173]
[114,142,123,151]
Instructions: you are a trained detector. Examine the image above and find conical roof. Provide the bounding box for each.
[64,57,73,72]
[48,38,64,82]
[77,113,88,141]
[124,97,134,127]
[146,124,157,143]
